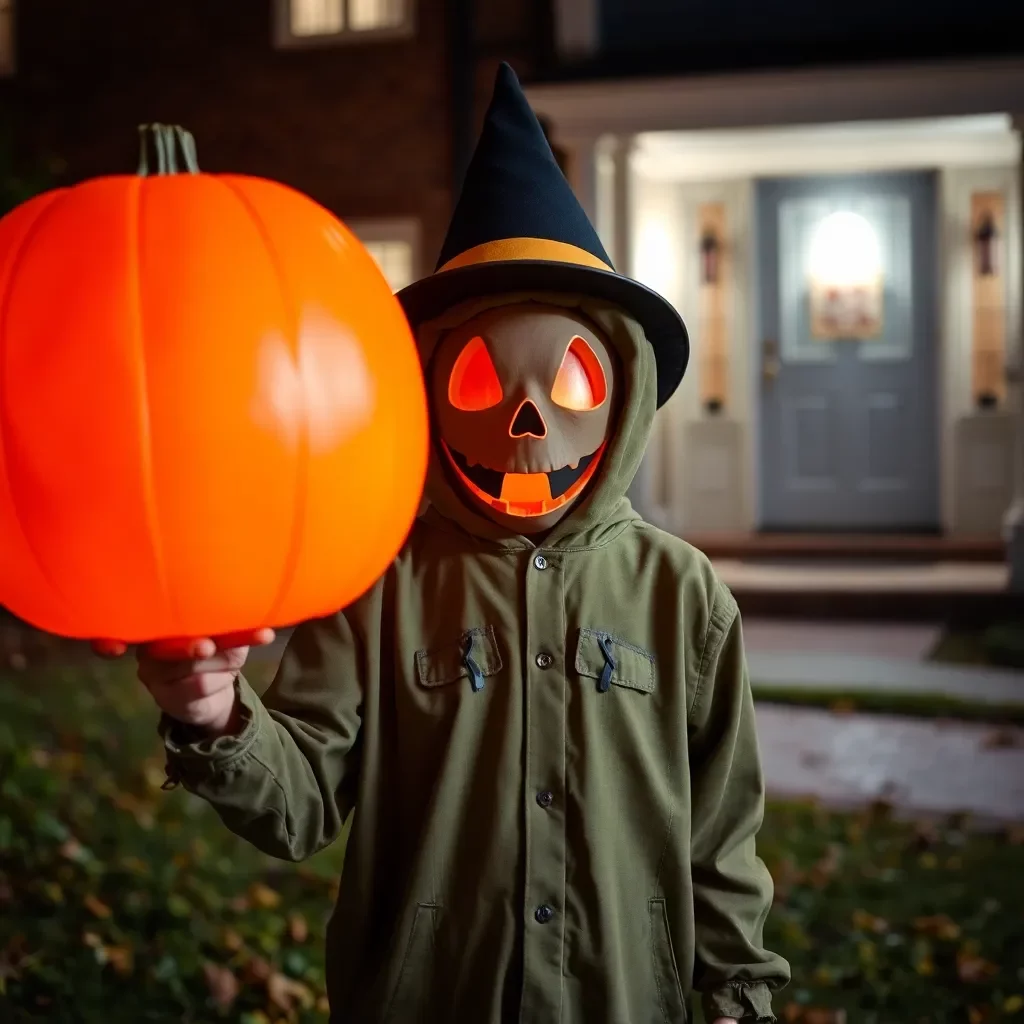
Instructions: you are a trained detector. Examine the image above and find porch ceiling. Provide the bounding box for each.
[524,57,1024,138]
[632,114,1021,180]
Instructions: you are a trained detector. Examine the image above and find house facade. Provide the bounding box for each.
[2,0,1022,560]
[532,1,1024,554]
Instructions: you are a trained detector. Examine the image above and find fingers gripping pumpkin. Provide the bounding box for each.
[431,304,617,532]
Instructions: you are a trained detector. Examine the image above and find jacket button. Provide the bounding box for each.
[533,554,548,570]
[535,652,553,669]
[536,789,554,808]
[535,904,554,924]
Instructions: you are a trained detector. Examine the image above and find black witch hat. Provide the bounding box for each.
[396,63,689,408]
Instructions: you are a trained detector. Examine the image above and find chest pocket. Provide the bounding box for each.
[415,626,503,693]
[575,628,656,695]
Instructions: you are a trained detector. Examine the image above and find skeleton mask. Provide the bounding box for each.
[430,302,617,533]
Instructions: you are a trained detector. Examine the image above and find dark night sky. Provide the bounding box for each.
[541,0,1024,79]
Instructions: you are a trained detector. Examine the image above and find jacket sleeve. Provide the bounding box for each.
[688,580,791,1022]
[158,581,382,863]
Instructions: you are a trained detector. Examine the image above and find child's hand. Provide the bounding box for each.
[92,630,275,736]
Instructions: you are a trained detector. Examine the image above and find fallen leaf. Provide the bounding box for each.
[805,1011,846,1024]
[83,894,111,919]
[809,844,842,888]
[59,838,85,862]
[244,956,274,984]
[982,728,1022,750]
[782,1005,802,1023]
[106,946,133,975]
[203,961,241,1011]
[968,1007,991,1024]
[42,882,63,904]
[288,913,309,944]
[267,971,315,1012]
[852,909,889,934]
[250,883,281,909]
[1004,995,1024,1014]
[82,932,102,949]
[223,928,245,953]
[828,699,856,716]
[29,749,51,768]
[958,950,999,983]
[914,914,961,941]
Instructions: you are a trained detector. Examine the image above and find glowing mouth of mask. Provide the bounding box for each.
[442,441,606,518]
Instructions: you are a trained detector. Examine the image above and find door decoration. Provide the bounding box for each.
[807,210,884,339]
[697,202,729,412]
[970,192,1007,409]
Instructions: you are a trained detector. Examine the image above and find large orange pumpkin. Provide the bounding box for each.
[0,125,428,642]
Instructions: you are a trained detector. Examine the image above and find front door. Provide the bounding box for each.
[756,171,940,531]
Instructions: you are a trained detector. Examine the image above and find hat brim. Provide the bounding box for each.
[396,260,689,409]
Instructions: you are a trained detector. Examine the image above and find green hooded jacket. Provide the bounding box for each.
[161,293,791,1023]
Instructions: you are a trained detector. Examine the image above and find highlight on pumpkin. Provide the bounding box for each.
[448,335,504,411]
[550,335,608,411]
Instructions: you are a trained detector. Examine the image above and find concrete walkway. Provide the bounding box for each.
[747,650,1024,704]
[741,618,1024,704]
[756,703,1024,821]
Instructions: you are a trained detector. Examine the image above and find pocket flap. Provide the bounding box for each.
[415,626,503,688]
[575,628,655,694]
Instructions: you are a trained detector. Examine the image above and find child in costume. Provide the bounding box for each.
[141,64,790,1023]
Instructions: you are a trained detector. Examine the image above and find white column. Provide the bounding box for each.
[561,135,600,230]
[1004,115,1024,590]
[608,134,659,523]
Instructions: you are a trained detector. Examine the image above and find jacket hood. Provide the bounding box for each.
[414,292,656,551]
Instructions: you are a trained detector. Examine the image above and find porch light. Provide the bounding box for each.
[809,211,882,290]
[974,211,999,277]
[700,229,721,285]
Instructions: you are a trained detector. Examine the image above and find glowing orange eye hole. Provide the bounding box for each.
[448,336,504,411]
[551,336,608,411]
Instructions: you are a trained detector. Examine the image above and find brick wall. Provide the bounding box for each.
[0,0,454,274]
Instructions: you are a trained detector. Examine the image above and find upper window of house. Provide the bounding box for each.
[0,0,15,77]
[277,0,413,45]
[346,218,421,293]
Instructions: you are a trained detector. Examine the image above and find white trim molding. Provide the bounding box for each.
[552,0,599,60]
[634,115,1020,182]
[526,58,1024,137]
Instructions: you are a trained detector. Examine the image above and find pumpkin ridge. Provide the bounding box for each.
[128,175,179,638]
[218,176,308,629]
[0,187,82,633]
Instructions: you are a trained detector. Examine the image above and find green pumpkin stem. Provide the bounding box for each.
[136,123,200,177]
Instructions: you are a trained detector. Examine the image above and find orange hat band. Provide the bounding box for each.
[437,237,613,275]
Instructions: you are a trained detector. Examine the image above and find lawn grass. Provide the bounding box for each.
[929,621,1024,671]
[1,654,1023,1023]
[752,684,1024,726]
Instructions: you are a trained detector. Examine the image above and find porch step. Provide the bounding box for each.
[712,558,1021,622]
[689,533,1005,563]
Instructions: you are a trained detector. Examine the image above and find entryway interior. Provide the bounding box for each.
[629,113,1021,551]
